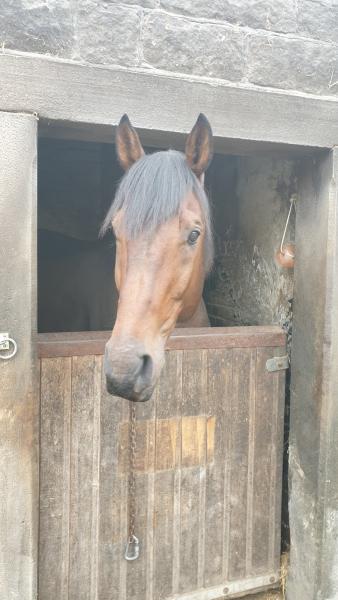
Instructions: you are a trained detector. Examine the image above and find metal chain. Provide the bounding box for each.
[124,402,140,560]
[128,402,137,539]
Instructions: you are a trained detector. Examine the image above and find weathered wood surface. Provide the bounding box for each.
[37,326,285,357]
[0,112,38,600]
[288,150,338,600]
[39,328,285,600]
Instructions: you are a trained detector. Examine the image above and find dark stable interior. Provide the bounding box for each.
[38,137,295,335]
[38,137,240,334]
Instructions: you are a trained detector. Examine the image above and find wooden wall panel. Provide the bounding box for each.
[204,349,232,587]
[39,357,72,600]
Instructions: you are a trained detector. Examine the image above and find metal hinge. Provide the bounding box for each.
[266,355,289,372]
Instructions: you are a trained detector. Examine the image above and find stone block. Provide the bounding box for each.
[297,0,338,45]
[77,2,142,67]
[248,33,338,95]
[0,0,74,57]
[160,0,297,34]
[142,12,246,81]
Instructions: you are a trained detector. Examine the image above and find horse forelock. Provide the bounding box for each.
[101,150,214,272]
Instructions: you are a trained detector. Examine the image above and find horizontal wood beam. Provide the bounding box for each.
[37,326,285,358]
[1,53,338,151]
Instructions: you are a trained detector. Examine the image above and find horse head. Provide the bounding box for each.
[103,114,213,401]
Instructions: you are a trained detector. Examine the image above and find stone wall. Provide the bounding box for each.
[1,0,338,97]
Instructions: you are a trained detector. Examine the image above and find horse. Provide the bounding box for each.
[102,113,214,402]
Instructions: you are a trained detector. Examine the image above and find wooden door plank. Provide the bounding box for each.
[227,348,254,581]
[179,350,208,593]
[251,348,278,572]
[39,357,72,600]
[68,355,100,599]
[204,349,232,587]
[245,348,257,578]
[97,363,127,600]
[90,356,102,599]
[37,326,286,358]
[125,392,156,600]
[153,351,183,600]
[269,355,286,571]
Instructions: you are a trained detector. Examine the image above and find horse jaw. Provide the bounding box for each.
[177,299,210,328]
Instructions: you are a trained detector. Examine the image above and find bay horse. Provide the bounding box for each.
[102,113,214,401]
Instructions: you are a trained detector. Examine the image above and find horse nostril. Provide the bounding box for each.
[134,354,153,393]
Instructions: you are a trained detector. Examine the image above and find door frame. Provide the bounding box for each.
[1,53,338,599]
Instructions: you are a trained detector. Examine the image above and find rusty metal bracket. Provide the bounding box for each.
[266,355,289,372]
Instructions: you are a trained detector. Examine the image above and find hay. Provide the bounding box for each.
[280,552,289,599]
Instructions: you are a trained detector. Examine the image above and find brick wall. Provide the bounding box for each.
[1,0,338,97]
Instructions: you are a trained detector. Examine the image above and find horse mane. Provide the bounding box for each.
[101,150,214,272]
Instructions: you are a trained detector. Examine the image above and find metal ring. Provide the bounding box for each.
[0,337,18,360]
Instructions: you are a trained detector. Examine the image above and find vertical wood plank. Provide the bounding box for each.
[172,351,183,595]
[271,361,286,570]
[90,356,102,600]
[222,352,233,584]
[118,399,130,600]
[179,349,207,593]
[98,367,126,600]
[245,350,257,577]
[251,347,276,572]
[204,349,232,587]
[228,348,253,581]
[39,357,71,600]
[68,355,98,599]
[153,351,182,600]
[126,394,156,600]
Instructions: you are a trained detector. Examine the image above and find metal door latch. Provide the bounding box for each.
[0,333,18,360]
[266,355,289,372]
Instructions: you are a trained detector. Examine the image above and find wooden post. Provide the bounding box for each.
[0,113,38,600]
[288,149,338,599]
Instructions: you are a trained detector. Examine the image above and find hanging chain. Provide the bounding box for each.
[124,402,140,561]
[128,402,137,540]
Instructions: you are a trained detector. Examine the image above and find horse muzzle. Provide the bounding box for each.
[104,337,158,402]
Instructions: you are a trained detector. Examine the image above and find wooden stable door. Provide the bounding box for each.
[38,326,285,600]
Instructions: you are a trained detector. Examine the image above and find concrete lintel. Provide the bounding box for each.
[1,52,338,151]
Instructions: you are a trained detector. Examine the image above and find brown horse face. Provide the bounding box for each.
[104,114,213,401]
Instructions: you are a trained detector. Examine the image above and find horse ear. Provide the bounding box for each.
[185,113,213,179]
[116,114,145,171]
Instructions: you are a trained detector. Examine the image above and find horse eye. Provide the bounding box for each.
[188,229,201,245]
